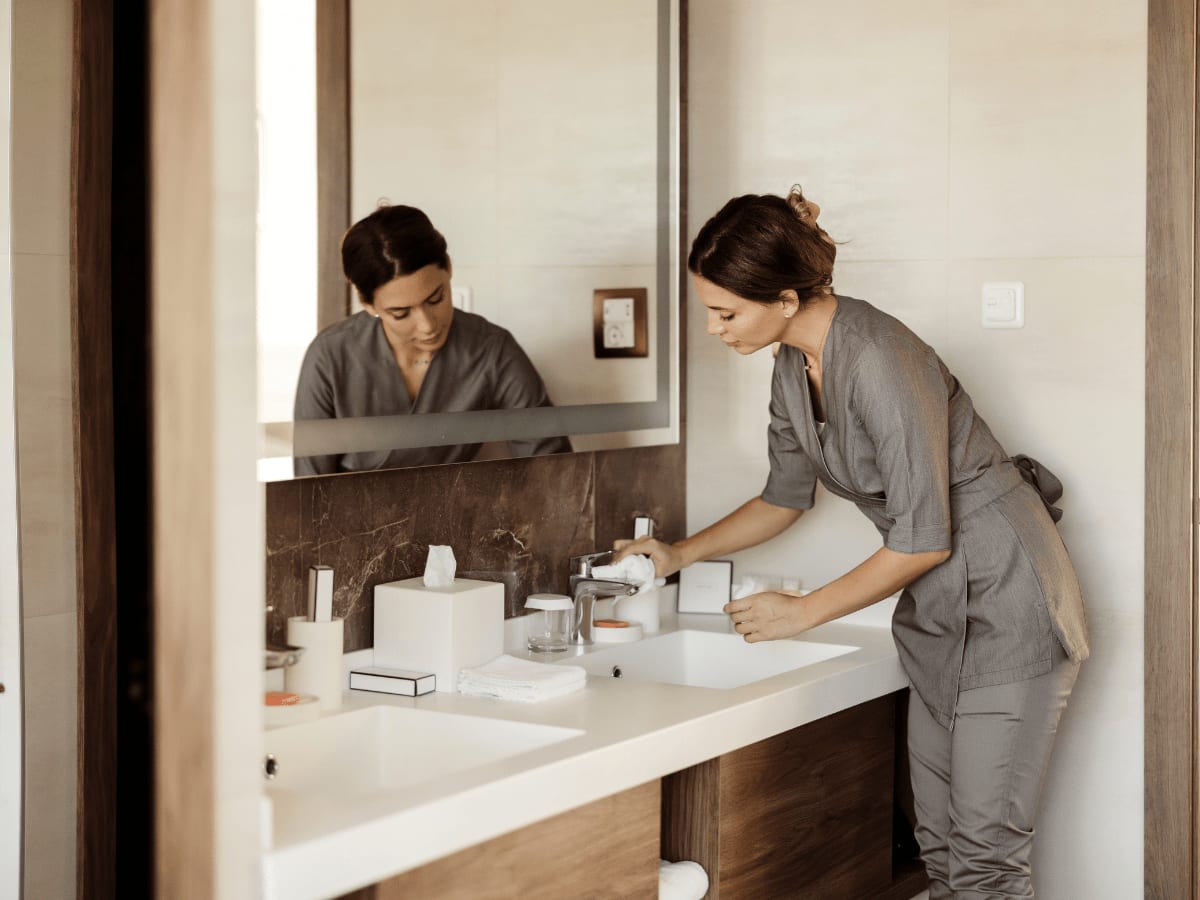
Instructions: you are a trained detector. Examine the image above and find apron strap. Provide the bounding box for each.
[1010,454,1064,523]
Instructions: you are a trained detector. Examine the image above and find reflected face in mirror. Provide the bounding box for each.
[367,264,455,362]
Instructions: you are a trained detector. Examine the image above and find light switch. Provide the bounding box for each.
[982,282,1024,329]
[451,285,473,312]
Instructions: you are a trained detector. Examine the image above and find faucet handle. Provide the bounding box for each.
[633,515,657,540]
[569,550,614,577]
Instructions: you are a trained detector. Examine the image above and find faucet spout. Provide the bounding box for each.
[569,577,638,645]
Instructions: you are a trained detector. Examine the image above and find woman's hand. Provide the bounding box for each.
[723,591,811,643]
[612,536,686,578]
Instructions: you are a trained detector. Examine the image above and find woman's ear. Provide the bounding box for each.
[778,289,799,319]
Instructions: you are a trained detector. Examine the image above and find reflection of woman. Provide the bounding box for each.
[616,187,1089,898]
[293,205,570,475]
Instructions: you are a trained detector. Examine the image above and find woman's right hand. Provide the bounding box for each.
[612,536,686,579]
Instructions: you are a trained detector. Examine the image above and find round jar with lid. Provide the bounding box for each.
[524,593,573,652]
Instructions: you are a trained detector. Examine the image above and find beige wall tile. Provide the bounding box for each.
[495,264,658,406]
[689,0,949,262]
[350,0,500,266]
[944,257,1144,613]
[12,252,75,619]
[948,0,1147,259]
[21,611,76,900]
[10,0,71,256]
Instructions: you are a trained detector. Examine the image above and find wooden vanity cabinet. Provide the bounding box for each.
[337,779,661,900]
[662,691,927,900]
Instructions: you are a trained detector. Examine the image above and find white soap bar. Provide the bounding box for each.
[373,577,504,693]
[350,666,435,696]
[678,560,734,614]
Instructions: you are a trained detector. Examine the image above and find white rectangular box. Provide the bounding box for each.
[350,666,435,697]
[373,577,504,693]
[678,560,734,614]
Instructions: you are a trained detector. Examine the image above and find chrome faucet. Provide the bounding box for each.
[568,551,638,645]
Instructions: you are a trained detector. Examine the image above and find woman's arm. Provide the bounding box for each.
[724,545,950,642]
[613,496,804,577]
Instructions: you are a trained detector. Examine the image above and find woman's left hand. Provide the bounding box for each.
[723,591,809,643]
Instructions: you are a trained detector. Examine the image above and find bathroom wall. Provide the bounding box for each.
[687,1,1145,896]
[265,444,685,651]
[9,0,78,896]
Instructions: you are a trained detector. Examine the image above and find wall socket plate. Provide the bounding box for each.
[593,287,649,358]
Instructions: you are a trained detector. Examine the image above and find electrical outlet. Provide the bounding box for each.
[593,288,649,358]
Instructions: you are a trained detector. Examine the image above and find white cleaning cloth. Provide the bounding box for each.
[457,654,586,703]
[591,554,657,594]
[658,859,709,900]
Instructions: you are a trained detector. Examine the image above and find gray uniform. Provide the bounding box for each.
[293,309,570,475]
[761,295,1089,730]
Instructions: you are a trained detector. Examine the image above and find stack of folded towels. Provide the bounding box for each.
[457,654,587,702]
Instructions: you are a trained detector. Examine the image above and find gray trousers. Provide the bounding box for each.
[907,642,1079,899]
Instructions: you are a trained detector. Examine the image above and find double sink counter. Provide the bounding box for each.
[262,594,909,900]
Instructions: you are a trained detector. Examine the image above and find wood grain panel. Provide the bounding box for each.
[351,780,660,900]
[661,757,720,899]
[718,696,895,900]
[1144,0,1198,896]
[69,0,117,896]
[316,0,350,327]
[149,0,216,895]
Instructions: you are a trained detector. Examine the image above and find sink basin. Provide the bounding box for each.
[264,705,583,800]
[562,629,857,689]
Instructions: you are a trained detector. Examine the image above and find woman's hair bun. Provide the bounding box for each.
[786,184,812,221]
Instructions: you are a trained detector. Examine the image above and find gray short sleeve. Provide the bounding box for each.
[850,337,952,553]
[761,362,818,510]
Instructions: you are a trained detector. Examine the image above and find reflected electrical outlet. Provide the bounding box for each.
[592,287,648,358]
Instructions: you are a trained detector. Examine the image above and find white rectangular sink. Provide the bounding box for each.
[562,629,857,689]
[264,705,583,800]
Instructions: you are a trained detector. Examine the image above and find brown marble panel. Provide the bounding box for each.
[265,448,687,652]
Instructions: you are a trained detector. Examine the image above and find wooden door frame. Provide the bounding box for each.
[1145,0,1200,895]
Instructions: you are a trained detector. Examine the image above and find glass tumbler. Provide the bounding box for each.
[524,593,573,652]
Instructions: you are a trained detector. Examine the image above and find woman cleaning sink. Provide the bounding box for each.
[614,185,1088,900]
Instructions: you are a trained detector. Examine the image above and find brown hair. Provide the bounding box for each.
[340,204,450,304]
[687,186,836,305]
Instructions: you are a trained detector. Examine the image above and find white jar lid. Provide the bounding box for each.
[524,593,573,611]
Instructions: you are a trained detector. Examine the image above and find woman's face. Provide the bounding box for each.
[695,275,790,355]
[367,264,455,355]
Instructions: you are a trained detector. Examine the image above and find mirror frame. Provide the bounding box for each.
[284,0,684,466]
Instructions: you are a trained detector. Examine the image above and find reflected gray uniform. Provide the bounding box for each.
[293,310,570,475]
[762,295,1089,896]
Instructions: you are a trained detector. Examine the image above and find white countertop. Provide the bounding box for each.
[262,599,907,900]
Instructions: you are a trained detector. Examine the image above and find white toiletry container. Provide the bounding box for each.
[524,593,573,652]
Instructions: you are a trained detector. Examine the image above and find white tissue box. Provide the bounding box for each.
[373,577,504,693]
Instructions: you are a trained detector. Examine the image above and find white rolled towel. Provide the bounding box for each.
[658,859,709,900]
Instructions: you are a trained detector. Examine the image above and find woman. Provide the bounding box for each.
[293,204,570,474]
[616,186,1088,898]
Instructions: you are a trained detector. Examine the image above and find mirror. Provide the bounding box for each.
[255,0,682,481]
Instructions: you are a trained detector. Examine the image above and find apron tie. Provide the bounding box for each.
[1011,454,1064,523]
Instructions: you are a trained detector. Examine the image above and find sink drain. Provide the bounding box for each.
[611,665,623,678]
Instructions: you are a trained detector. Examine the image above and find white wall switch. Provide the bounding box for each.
[592,287,648,358]
[451,285,473,312]
[981,282,1024,329]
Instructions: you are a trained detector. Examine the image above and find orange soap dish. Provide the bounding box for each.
[593,619,644,644]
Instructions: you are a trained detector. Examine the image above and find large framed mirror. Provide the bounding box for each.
[255,0,683,481]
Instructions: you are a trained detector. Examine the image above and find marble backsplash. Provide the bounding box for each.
[265,444,685,652]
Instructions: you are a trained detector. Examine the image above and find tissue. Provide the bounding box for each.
[591,554,657,594]
[423,545,457,587]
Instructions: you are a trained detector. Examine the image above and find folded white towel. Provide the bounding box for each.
[658,859,709,900]
[591,554,657,594]
[457,654,587,703]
